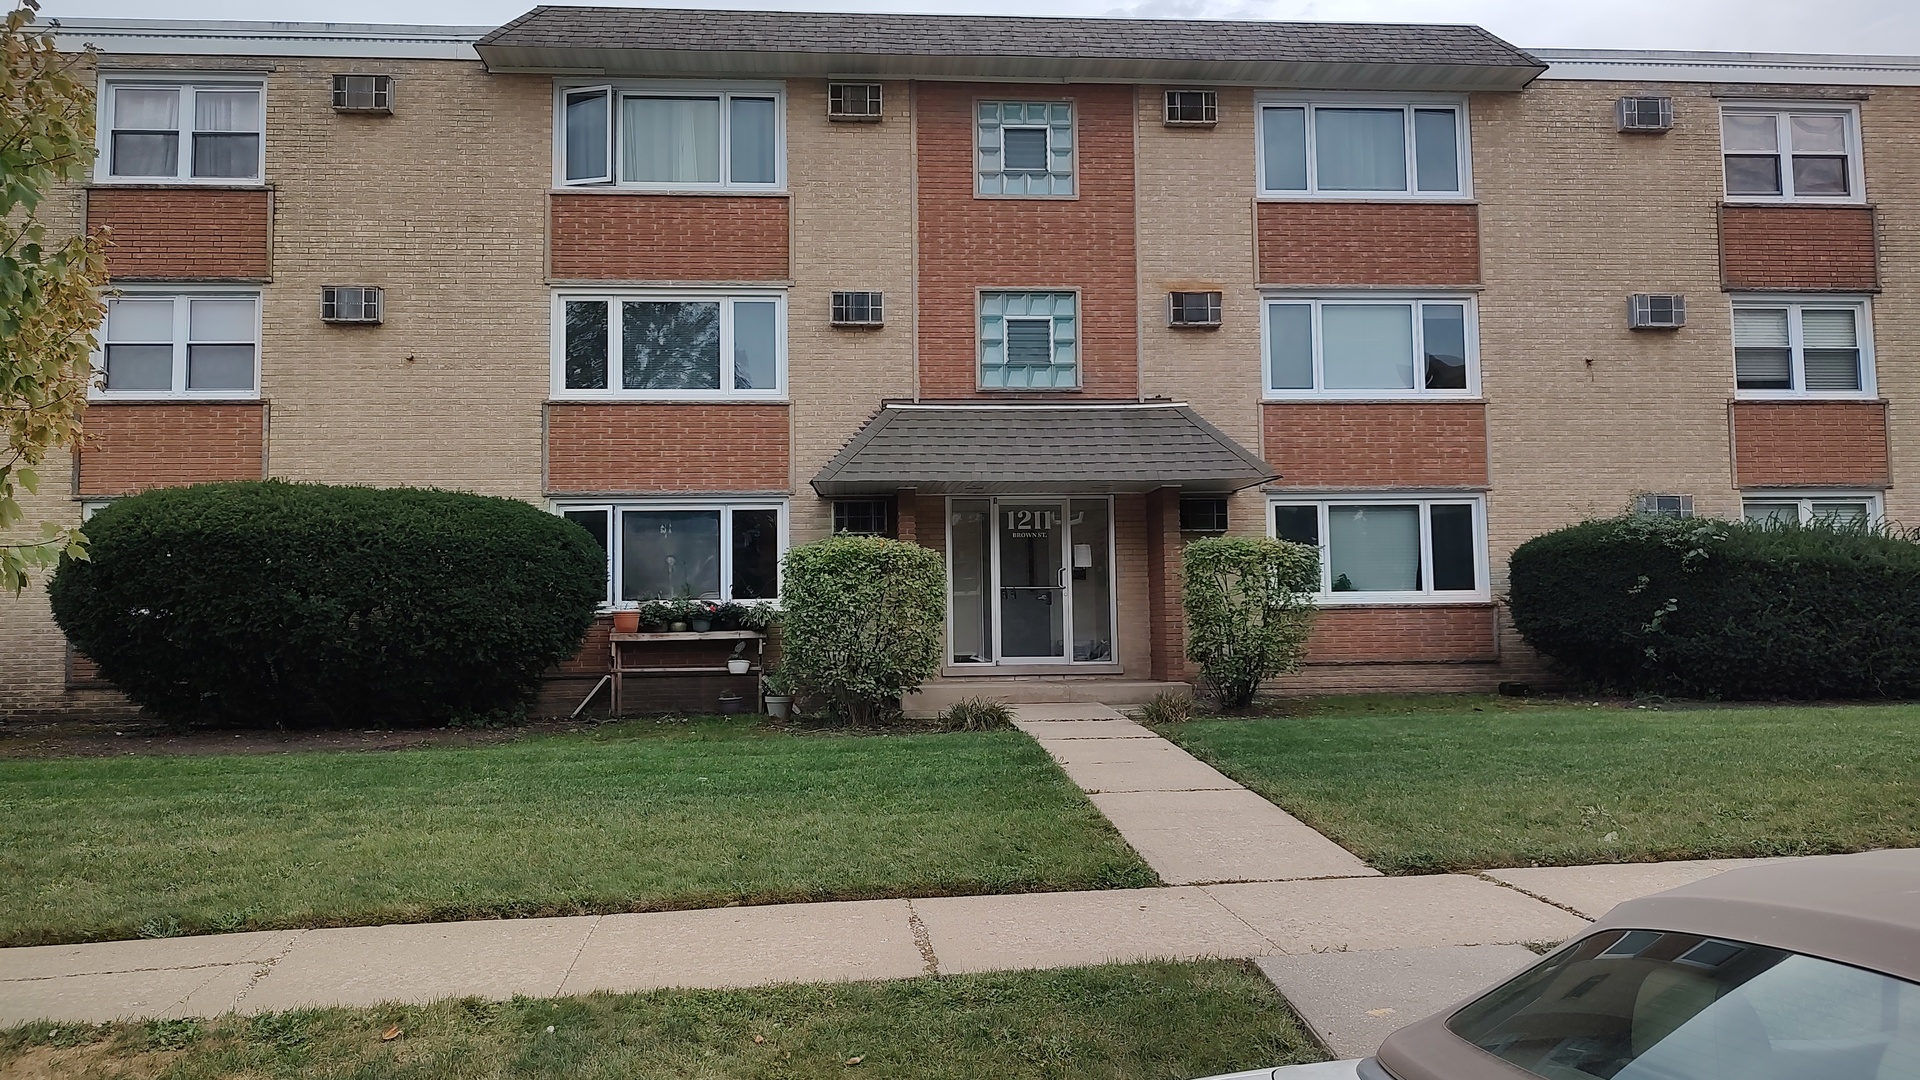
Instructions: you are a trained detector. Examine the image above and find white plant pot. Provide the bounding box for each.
[727,659,752,675]
[765,695,792,719]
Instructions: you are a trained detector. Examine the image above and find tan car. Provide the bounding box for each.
[1204,849,1920,1080]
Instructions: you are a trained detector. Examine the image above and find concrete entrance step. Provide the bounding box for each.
[905,679,1189,718]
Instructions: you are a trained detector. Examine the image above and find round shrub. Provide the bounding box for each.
[1509,514,1920,698]
[778,534,945,726]
[1182,536,1320,709]
[48,481,605,726]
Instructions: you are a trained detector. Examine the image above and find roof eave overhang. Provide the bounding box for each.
[475,45,1544,90]
[811,475,1272,497]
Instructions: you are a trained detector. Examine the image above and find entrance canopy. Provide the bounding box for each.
[811,402,1276,496]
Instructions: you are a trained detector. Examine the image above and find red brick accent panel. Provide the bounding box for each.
[88,188,271,280]
[549,194,790,281]
[1257,203,1480,286]
[1731,400,1890,488]
[915,84,1138,398]
[77,403,266,495]
[1263,402,1488,488]
[1306,605,1497,664]
[1145,488,1188,681]
[1720,205,1877,292]
[895,489,919,543]
[546,403,789,493]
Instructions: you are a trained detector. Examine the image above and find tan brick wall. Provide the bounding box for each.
[915,83,1139,400]
[1475,79,1742,597]
[549,194,790,281]
[76,403,267,495]
[1257,202,1481,286]
[1732,401,1890,488]
[1720,205,1877,291]
[89,188,271,279]
[1264,402,1489,488]
[256,58,551,497]
[1304,605,1498,664]
[1864,88,1920,528]
[785,80,917,545]
[546,403,790,493]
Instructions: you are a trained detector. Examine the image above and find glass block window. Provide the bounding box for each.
[977,101,1075,196]
[980,292,1078,389]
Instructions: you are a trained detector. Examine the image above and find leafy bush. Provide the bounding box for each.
[1182,537,1320,709]
[778,535,945,726]
[1509,514,1920,698]
[1136,689,1196,725]
[48,481,605,726]
[939,696,1015,732]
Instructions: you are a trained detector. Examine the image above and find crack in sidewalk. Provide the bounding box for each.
[904,901,939,976]
[1473,873,1595,922]
[227,930,307,1010]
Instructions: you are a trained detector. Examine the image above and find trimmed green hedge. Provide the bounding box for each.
[49,481,605,726]
[1508,515,1920,698]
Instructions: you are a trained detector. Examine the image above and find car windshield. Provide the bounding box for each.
[1446,928,1920,1080]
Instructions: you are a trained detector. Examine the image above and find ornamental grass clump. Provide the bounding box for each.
[778,535,946,726]
[48,481,605,727]
[1182,537,1320,709]
[1509,513,1920,698]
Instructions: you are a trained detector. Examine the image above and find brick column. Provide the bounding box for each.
[895,488,918,543]
[1145,487,1187,682]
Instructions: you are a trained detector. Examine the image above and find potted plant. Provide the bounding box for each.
[610,605,641,634]
[762,666,793,720]
[689,600,718,634]
[638,600,676,633]
[717,690,746,714]
[726,641,752,676]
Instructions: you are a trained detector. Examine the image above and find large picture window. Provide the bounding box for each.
[1264,297,1475,397]
[553,291,785,400]
[100,78,264,183]
[1270,496,1487,603]
[1258,100,1466,197]
[556,501,786,606]
[557,82,783,191]
[1732,299,1873,398]
[94,290,260,399]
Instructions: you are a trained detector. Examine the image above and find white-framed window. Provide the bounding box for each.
[1263,296,1476,397]
[1732,298,1874,398]
[1742,491,1881,527]
[553,500,787,606]
[977,101,1075,197]
[93,288,260,400]
[1269,495,1488,604]
[1257,98,1468,198]
[1721,104,1863,203]
[552,289,786,401]
[980,291,1078,389]
[554,81,784,191]
[97,76,264,184]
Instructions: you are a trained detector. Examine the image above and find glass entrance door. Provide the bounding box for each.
[997,501,1067,661]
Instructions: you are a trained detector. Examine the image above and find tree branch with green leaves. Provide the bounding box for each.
[1,0,108,593]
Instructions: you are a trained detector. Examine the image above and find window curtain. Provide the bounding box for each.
[727,97,778,184]
[1800,309,1861,391]
[191,90,260,179]
[1315,108,1406,191]
[621,510,721,601]
[623,97,721,184]
[1328,505,1421,592]
[1266,303,1313,389]
[1733,308,1792,389]
[731,300,778,390]
[564,90,610,182]
[1261,107,1308,191]
[111,88,179,176]
[1322,304,1415,389]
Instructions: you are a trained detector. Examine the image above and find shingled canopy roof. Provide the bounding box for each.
[478,6,1544,90]
[811,402,1277,497]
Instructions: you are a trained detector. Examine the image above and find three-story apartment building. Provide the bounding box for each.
[3,8,1917,716]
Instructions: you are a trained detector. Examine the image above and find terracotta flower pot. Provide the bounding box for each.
[611,610,641,634]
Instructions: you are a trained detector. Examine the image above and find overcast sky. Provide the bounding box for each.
[39,0,1920,55]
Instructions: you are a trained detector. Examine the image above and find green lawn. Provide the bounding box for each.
[0,719,1155,947]
[1161,700,1920,874]
[0,961,1322,1080]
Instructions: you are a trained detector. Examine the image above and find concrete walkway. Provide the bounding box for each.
[0,701,1804,1056]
